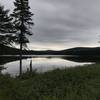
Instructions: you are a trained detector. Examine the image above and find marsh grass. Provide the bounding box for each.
[0,64,100,100]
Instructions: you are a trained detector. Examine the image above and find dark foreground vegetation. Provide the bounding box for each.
[0,64,100,100]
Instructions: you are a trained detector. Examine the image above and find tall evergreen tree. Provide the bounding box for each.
[12,0,34,75]
[0,5,14,45]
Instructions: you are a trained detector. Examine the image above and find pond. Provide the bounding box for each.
[0,55,95,76]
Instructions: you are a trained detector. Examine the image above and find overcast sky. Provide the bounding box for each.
[1,0,100,50]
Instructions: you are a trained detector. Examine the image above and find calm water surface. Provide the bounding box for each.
[0,55,93,76]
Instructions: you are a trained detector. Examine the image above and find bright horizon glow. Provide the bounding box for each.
[28,43,100,51]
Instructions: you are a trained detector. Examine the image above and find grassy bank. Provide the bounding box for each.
[0,64,100,100]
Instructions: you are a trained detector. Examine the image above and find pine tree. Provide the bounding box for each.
[12,0,34,75]
[12,0,34,45]
[0,5,14,45]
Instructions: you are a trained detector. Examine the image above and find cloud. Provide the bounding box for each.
[1,0,100,50]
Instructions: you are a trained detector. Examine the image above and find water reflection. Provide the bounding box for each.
[0,55,96,76]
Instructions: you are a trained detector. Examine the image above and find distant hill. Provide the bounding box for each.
[23,47,100,56]
[0,44,100,56]
[61,47,100,56]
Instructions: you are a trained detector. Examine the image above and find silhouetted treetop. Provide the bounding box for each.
[0,5,14,45]
[11,0,34,36]
[0,5,13,33]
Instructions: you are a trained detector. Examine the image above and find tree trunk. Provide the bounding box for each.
[19,41,22,75]
[30,60,32,73]
[19,0,24,76]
